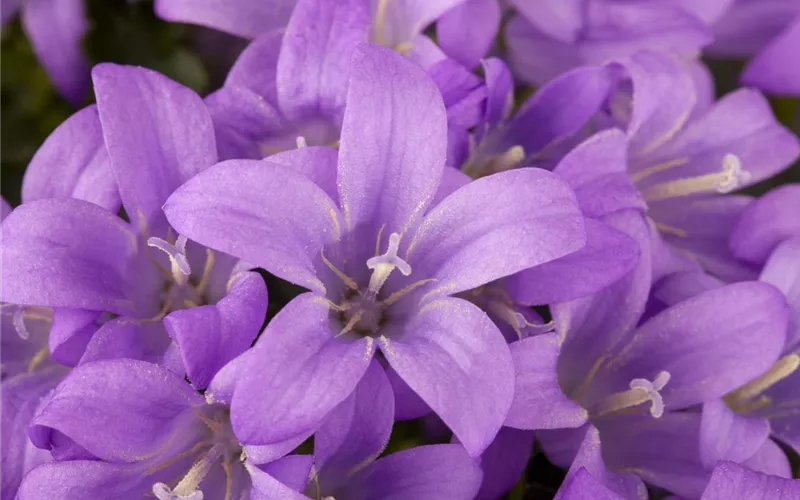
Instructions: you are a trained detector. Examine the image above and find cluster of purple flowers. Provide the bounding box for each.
[2,1,800,499]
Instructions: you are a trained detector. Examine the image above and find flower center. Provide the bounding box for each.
[146,233,216,319]
[725,354,800,414]
[152,407,241,500]
[587,371,671,419]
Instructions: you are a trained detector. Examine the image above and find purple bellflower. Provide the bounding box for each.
[0,64,266,389]
[504,208,790,497]
[162,43,588,457]
[17,358,313,500]
[207,0,485,163]
[1,0,90,104]
[504,0,711,85]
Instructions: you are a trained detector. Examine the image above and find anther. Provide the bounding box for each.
[715,154,751,193]
[589,371,671,419]
[148,235,191,283]
[366,232,411,300]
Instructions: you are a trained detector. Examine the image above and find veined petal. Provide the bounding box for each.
[277,0,370,126]
[248,458,312,500]
[700,399,770,469]
[731,184,800,265]
[92,63,217,233]
[759,237,800,348]
[316,360,394,492]
[510,0,582,42]
[22,105,119,212]
[741,14,800,95]
[741,439,791,479]
[16,461,157,500]
[230,294,374,445]
[21,0,89,104]
[505,333,588,430]
[164,159,343,293]
[372,0,467,48]
[437,0,500,69]
[340,444,482,500]
[224,31,282,105]
[264,146,340,203]
[407,168,584,296]
[554,467,626,500]
[383,297,513,456]
[164,271,267,389]
[154,0,296,39]
[0,199,141,315]
[595,282,788,411]
[700,460,800,500]
[478,58,514,140]
[337,43,447,237]
[30,359,202,463]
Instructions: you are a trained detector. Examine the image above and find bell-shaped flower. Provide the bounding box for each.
[163,43,588,457]
[17,359,312,500]
[0,65,266,388]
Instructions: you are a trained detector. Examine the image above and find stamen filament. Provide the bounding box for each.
[381,278,436,306]
[194,250,216,296]
[726,354,800,413]
[589,371,671,419]
[321,248,359,291]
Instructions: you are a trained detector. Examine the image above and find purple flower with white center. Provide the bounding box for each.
[17,359,312,500]
[1,0,90,104]
[304,360,482,499]
[504,0,711,85]
[504,208,790,497]
[0,64,267,388]
[208,0,485,162]
[163,43,587,456]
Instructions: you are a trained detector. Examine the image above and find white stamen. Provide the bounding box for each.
[148,235,192,282]
[13,307,30,340]
[589,371,671,419]
[365,232,411,299]
[296,136,308,148]
[152,447,221,500]
[640,153,750,201]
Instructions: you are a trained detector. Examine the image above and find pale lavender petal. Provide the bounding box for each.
[505,333,588,430]
[30,359,202,463]
[426,58,486,129]
[337,43,446,237]
[0,199,141,315]
[708,0,800,57]
[78,319,172,368]
[510,0,582,41]
[759,237,800,346]
[164,271,267,389]
[264,146,340,203]
[373,0,467,48]
[564,426,647,499]
[537,425,591,469]
[700,460,800,500]
[92,63,217,232]
[407,168,584,295]
[386,366,430,420]
[205,86,284,160]
[316,360,393,491]
[555,467,626,500]
[21,0,89,104]
[594,282,788,410]
[598,412,709,499]
[230,294,374,445]
[475,428,533,500]
[741,439,792,479]
[675,0,735,24]
[277,0,370,126]
[507,219,640,305]
[731,184,800,265]
[700,399,771,469]
[552,129,646,218]
[164,159,343,293]
[383,297,513,456]
[437,0,500,68]
[155,0,296,39]
[741,15,800,95]
[48,308,103,367]
[478,58,514,140]
[259,455,315,493]
[224,31,282,104]
[16,461,155,500]
[340,444,482,500]
[248,459,311,500]
[22,105,118,212]
[505,14,583,85]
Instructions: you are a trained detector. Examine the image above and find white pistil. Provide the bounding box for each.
[365,232,411,300]
[148,235,192,285]
[296,136,308,148]
[589,371,671,419]
[640,154,750,202]
[726,354,800,413]
[13,306,29,340]
[153,447,222,500]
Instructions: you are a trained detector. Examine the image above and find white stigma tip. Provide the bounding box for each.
[12,307,30,340]
[148,236,192,277]
[629,371,670,418]
[296,136,308,148]
[367,233,411,276]
[152,483,203,500]
[716,154,750,193]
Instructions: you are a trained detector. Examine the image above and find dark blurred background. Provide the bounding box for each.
[1,0,798,205]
